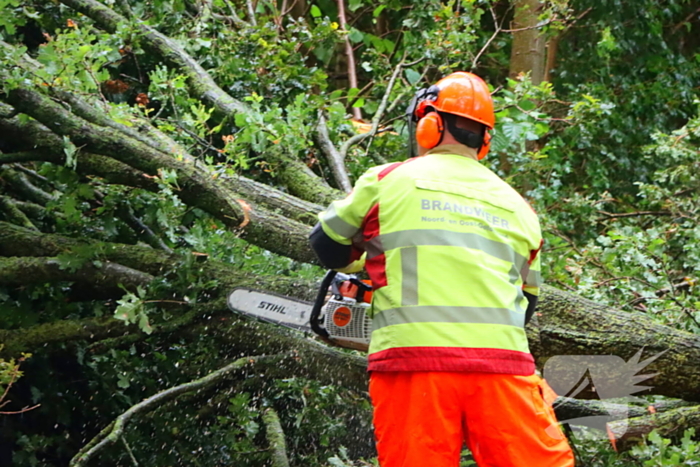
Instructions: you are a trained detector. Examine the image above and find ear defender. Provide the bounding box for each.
[477,131,491,160]
[415,111,444,149]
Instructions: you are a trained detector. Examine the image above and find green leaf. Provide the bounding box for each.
[404,69,421,85]
[518,99,536,111]
[138,313,153,334]
[352,97,365,108]
[348,0,362,12]
[62,136,77,169]
[116,373,130,389]
[373,4,386,17]
[310,4,321,18]
[348,27,363,44]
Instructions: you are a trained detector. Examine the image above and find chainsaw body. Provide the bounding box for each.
[227,270,373,351]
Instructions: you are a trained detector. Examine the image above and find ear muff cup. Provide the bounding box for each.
[416,112,444,149]
[477,131,491,160]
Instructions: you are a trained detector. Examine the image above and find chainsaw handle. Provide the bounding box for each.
[310,270,337,338]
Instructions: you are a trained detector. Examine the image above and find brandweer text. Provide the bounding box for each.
[420,199,509,229]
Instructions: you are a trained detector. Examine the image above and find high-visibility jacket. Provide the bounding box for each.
[318,145,542,375]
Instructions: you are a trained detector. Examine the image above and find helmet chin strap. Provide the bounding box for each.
[441,112,484,150]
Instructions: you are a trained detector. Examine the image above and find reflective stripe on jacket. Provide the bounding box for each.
[319,145,542,374]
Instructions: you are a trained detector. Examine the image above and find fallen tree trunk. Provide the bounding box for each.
[607,405,700,452]
[1,219,699,400]
[535,287,700,402]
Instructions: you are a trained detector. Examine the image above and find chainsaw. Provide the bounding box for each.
[227,271,373,351]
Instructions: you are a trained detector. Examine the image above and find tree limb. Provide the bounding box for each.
[69,354,279,467]
[117,205,173,253]
[0,256,154,290]
[0,167,56,205]
[337,0,361,120]
[552,396,698,424]
[0,194,38,230]
[0,116,320,224]
[314,113,352,193]
[607,404,700,452]
[263,407,291,467]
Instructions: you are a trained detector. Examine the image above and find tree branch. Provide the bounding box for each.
[337,0,361,120]
[338,57,405,161]
[0,195,38,230]
[117,205,173,253]
[0,256,154,290]
[0,116,321,225]
[0,167,56,205]
[263,407,291,467]
[313,113,352,193]
[607,404,700,452]
[598,210,673,219]
[69,354,279,466]
[246,0,258,26]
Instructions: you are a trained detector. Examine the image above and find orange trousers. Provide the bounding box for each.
[369,372,575,467]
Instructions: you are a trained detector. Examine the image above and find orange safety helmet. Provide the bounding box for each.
[408,72,495,160]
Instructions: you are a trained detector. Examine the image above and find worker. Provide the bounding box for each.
[309,72,575,467]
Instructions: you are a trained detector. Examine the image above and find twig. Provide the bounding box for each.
[246,0,257,26]
[671,5,700,35]
[472,5,508,69]
[0,403,41,415]
[501,17,558,34]
[83,59,109,105]
[339,56,406,161]
[205,0,249,27]
[69,354,281,467]
[598,210,673,219]
[121,436,139,466]
[337,0,362,120]
[118,205,174,253]
[314,113,352,193]
[655,278,695,298]
[281,0,300,16]
[11,164,51,184]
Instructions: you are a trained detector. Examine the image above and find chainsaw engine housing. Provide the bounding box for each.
[320,297,372,345]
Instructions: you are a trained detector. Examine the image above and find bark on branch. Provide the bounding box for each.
[0,115,322,225]
[263,408,291,467]
[534,286,700,402]
[0,256,153,291]
[0,195,38,230]
[314,113,352,193]
[607,405,700,452]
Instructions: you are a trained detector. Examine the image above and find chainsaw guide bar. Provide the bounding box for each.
[227,288,314,332]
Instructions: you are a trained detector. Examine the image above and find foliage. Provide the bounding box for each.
[0,346,32,411]
[0,0,699,465]
[570,427,700,466]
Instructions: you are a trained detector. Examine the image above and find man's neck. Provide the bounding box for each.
[425,144,478,161]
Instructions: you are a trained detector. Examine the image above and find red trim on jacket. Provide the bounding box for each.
[377,158,419,181]
[368,347,536,375]
[358,203,387,288]
[362,204,380,241]
[366,253,388,288]
[529,238,544,264]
